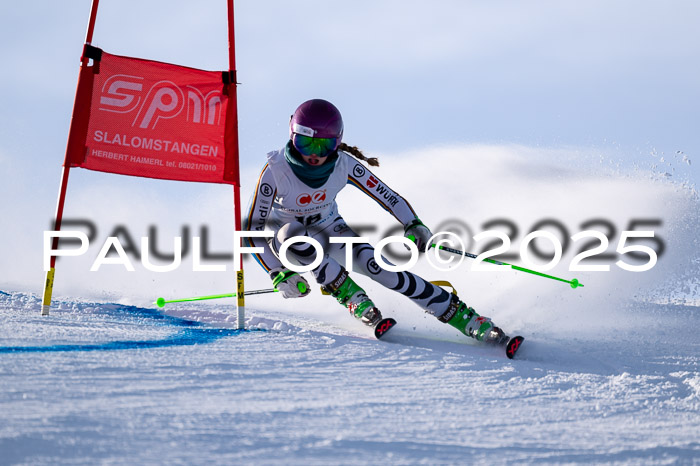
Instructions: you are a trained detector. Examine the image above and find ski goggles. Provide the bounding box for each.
[292,133,339,157]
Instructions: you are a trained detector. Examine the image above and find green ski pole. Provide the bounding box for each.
[155,282,308,308]
[429,243,584,288]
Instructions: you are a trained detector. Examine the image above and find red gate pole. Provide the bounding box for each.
[227,0,246,329]
[42,0,101,315]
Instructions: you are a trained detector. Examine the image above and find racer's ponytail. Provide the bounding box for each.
[339,143,380,167]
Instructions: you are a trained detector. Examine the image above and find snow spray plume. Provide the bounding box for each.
[335,145,700,340]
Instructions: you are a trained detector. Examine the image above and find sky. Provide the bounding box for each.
[3,1,699,169]
[0,0,698,299]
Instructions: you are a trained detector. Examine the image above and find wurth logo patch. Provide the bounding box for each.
[296,190,327,207]
[366,176,378,189]
[98,75,223,130]
[373,182,400,208]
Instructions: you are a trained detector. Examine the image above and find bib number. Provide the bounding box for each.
[295,213,322,226]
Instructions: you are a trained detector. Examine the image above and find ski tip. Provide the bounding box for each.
[505,336,524,359]
[374,318,397,339]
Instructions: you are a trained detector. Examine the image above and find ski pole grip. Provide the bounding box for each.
[297,282,308,294]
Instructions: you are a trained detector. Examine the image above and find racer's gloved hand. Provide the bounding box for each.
[404,218,433,253]
[270,267,311,299]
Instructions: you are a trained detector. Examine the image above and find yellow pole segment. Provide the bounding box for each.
[42,268,56,316]
[236,270,245,329]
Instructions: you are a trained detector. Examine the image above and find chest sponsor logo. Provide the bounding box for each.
[296,190,327,207]
[333,221,349,233]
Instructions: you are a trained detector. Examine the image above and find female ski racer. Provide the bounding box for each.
[243,99,506,344]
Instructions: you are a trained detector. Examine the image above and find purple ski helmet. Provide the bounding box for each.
[289,99,344,153]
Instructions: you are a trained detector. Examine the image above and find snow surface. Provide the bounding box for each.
[2,145,700,464]
[1,292,699,465]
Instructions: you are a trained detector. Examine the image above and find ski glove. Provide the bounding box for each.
[404,218,433,253]
[270,267,311,299]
